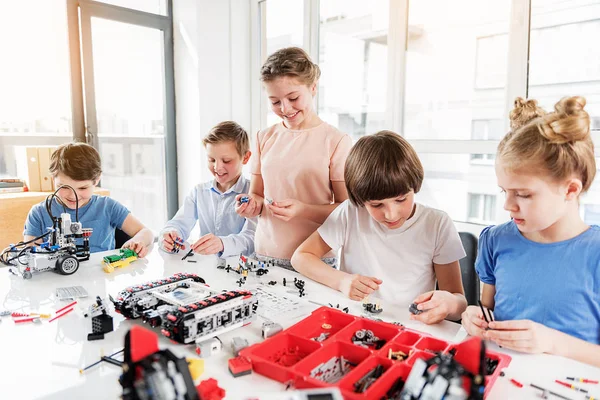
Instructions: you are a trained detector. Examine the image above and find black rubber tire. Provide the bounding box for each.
[56,255,79,275]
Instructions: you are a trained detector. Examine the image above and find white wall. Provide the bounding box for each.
[173,0,252,204]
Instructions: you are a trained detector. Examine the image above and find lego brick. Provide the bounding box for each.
[87,333,105,341]
[228,356,252,378]
[92,313,113,334]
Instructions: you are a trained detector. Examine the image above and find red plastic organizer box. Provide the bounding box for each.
[240,306,511,399]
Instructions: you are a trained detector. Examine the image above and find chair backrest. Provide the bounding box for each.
[458,231,480,306]
[114,228,131,249]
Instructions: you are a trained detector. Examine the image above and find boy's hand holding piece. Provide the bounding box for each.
[410,291,461,325]
[338,273,382,301]
[161,231,184,253]
[121,240,149,258]
[191,233,224,255]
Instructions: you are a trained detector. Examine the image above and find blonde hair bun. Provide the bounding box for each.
[539,96,590,144]
[509,97,546,130]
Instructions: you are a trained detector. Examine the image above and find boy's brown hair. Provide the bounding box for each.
[49,142,102,182]
[345,131,424,207]
[202,121,250,157]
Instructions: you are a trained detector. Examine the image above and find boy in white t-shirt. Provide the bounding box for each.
[291,131,467,324]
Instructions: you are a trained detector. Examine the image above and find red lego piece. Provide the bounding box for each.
[228,356,252,378]
[197,378,225,400]
[128,325,159,363]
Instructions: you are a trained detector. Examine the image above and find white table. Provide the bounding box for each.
[0,248,598,400]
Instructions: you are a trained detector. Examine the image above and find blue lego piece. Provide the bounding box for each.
[239,196,250,204]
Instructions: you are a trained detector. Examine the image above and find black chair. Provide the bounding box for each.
[458,231,480,306]
[114,228,131,249]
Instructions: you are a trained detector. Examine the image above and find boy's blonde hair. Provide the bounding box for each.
[49,142,102,182]
[260,47,321,86]
[345,131,424,207]
[202,121,250,157]
[509,97,547,131]
[498,96,596,192]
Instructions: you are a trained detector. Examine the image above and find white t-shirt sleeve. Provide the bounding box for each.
[433,212,466,265]
[317,200,349,251]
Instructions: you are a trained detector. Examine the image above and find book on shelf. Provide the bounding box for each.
[0,181,24,188]
[0,186,25,193]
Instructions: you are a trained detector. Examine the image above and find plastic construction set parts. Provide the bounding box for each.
[120,325,224,400]
[1,186,93,279]
[409,303,423,315]
[363,302,383,314]
[236,255,272,276]
[4,300,78,324]
[171,237,185,253]
[85,296,114,341]
[239,306,511,400]
[102,248,138,273]
[251,286,307,321]
[111,272,258,344]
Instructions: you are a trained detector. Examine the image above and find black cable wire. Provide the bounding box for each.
[45,185,80,221]
[1,185,81,268]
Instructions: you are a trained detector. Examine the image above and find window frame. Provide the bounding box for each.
[251,0,600,233]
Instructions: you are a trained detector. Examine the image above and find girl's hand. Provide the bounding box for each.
[484,319,557,354]
[339,273,383,301]
[122,240,149,258]
[161,231,184,253]
[461,305,489,338]
[410,290,456,325]
[266,199,306,222]
[235,194,263,218]
[191,233,224,255]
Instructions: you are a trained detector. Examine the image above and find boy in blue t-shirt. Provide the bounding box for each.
[23,143,154,256]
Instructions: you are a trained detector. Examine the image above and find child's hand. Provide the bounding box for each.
[266,199,306,222]
[235,194,263,218]
[191,233,224,255]
[409,290,456,325]
[484,319,557,354]
[338,273,383,301]
[161,231,184,252]
[461,305,489,338]
[122,240,149,258]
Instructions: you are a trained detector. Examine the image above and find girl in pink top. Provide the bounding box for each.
[235,47,352,269]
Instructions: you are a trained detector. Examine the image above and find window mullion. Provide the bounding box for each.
[504,0,531,130]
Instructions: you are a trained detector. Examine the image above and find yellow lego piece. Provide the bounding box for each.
[186,358,204,381]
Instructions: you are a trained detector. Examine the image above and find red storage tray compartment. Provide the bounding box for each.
[240,333,321,383]
[240,306,511,398]
[294,341,372,387]
[337,356,394,399]
[286,307,355,341]
[334,317,400,350]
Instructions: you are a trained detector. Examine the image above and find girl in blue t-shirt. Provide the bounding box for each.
[462,96,600,367]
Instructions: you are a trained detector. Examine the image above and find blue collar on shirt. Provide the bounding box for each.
[207,175,247,196]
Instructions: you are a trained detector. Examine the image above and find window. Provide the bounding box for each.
[470,119,504,162]
[263,0,305,127]
[95,0,168,15]
[0,0,73,179]
[529,0,600,228]
[403,0,511,140]
[318,0,389,141]
[253,0,600,230]
[468,193,497,223]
